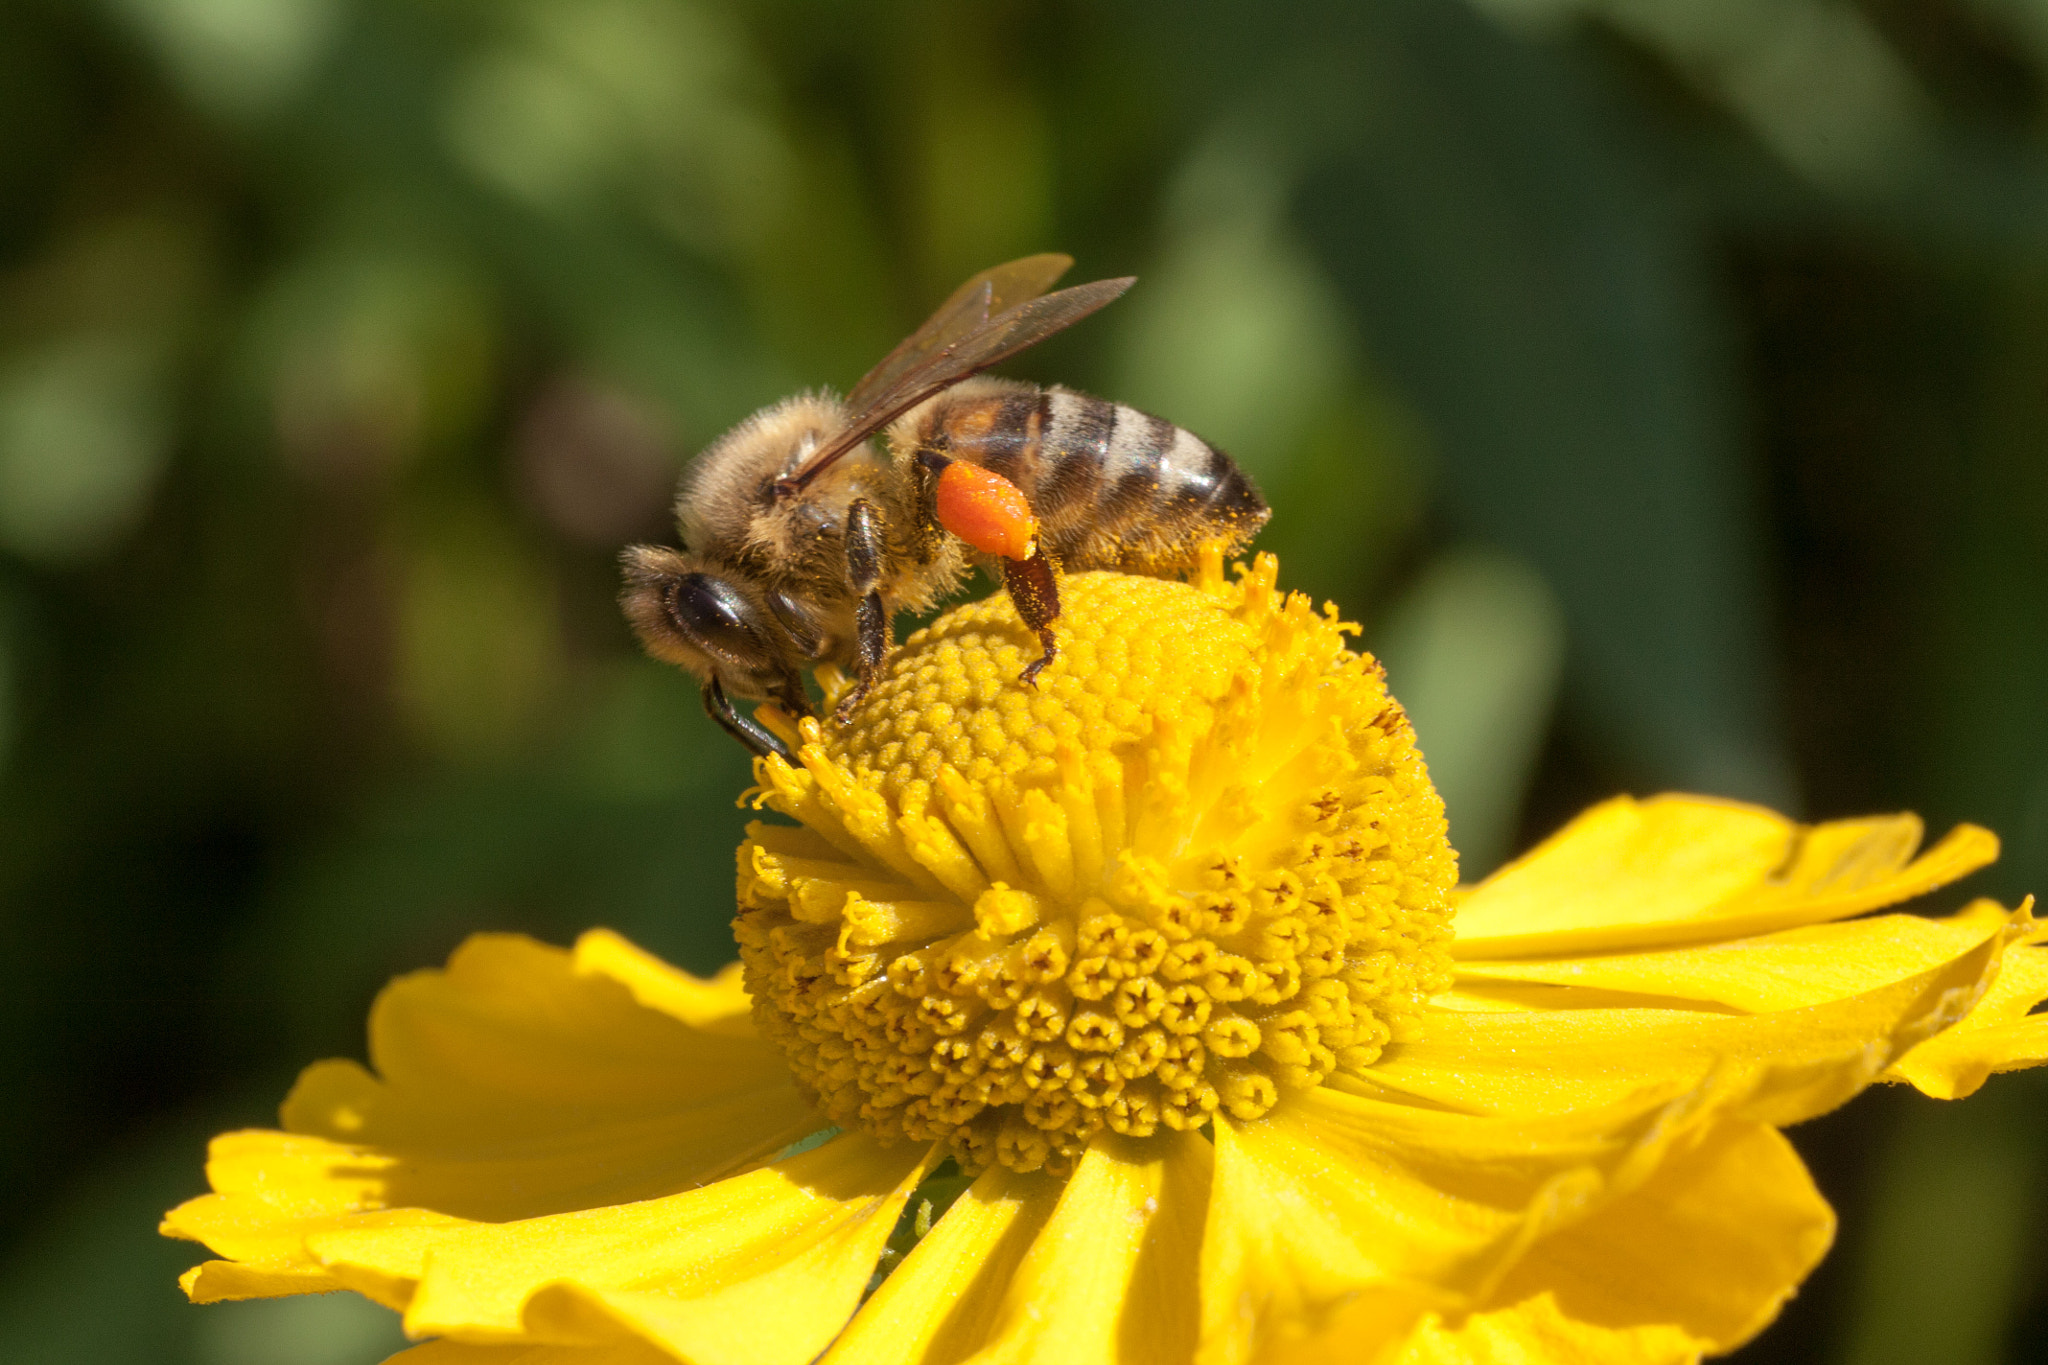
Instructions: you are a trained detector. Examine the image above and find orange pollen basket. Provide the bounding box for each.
[935,462,1038,560]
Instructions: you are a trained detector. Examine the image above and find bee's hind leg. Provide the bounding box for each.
[1003,548,1060,688]
[915,449,1059,688]
[834,498,892,725]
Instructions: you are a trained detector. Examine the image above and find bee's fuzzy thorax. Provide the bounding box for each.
[678,391,847,556]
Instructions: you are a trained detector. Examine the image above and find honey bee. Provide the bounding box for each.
[621,254,1269,761]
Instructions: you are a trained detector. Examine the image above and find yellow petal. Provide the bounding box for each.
[922,1132,1212,1365]
[296,1062,815,1225]
[1260,1121,1830,1365]
[176,1259,341,1304]
[279,936,817,1223]
[384,1340,676,1364]
[317,934,804,1160]
[822,1165,1064,1365]
[161,1132,468,1301]
[1197,1080,1717,1365]
[1375,1291,1703,1365]
[1480,1120,1832,1356]
[165,933,820,1303]
[1890,908,2048,1097]
[1454,902,2007,1013]
[164,1130,390,1257]
[1370,921,2007,1123]
[294,931,813,1205]
[327,1132,930,1365]
[571,929,754,1036]
[1452,796,1995,958]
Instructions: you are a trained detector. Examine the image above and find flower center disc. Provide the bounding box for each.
[735,556,1457,1175]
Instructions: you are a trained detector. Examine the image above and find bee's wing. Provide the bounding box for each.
[845,254,1076,412]
[780,264,1135,493]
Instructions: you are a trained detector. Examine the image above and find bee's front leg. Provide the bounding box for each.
[835,497,891,724]
[702,678,795,763]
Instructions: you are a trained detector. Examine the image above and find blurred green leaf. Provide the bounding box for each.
[241,234,498,482]
[1466,0,1936,192]
[0,1101,405,1365]
[1930,262,2048,904]
[244,658,755,1056]
[0,209,208,566]
[0,582,19,775]
[392,502,564,759]
[1286,0,1794,802]
[1109,119,1353,481]
[195,1295,404,1365]
[105,0,342,121]
[443,0,788,245]
[1372,547,1565,876]
[1839,1077,2048,1365]
[0,337,170,566]
[896,4,1054,299]
[1109,116,1429,611]
[0,1114,225,1365]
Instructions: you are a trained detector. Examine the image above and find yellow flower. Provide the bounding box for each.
[164,555,2048,1365]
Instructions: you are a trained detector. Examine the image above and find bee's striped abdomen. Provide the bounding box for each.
[1038,387,1265,570]
[919,380,1267,575]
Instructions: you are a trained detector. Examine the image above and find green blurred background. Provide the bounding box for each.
[0,0,2044,1360]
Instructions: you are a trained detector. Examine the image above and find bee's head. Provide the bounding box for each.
[619,546,811,713]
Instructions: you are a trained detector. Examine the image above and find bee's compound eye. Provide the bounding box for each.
[666,573,773,667]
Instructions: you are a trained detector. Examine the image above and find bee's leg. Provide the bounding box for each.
[917,450,1058,686]
[835,497,891,724]
[702,678,795,763]
[911,450,949,562]
[1003,548,1060,687]
[770,669,815,720]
